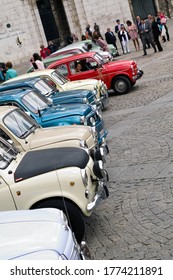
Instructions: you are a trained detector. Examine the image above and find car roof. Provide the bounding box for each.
[0,88,30,98]
[51,40,92,55]
[0,105,18,118]
[48,52,96,68]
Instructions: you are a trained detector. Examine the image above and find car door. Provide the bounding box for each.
[68,58,102,82]
[0,176,16,210]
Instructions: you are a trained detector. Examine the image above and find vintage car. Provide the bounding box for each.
[47,52,144,94]
[0,208,90,260]
[50,39,118,59]
[0,106,109,161]
[0,137,109,242]
[1,76,101,110]
[0,88,108,144]
[3,69,108,109]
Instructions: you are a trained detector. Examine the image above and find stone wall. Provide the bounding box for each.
[0,0,47,65]
[158,0,173,17]
[63,0,133,39]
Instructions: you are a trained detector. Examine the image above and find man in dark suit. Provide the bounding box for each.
[105,28,118,50]
[139,19,156,56]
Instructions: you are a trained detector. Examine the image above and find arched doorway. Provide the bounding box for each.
[36,0,70,47]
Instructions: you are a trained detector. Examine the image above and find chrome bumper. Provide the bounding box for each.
[100,91,109,109]
[137,69,144,79]
[87,180,109,212]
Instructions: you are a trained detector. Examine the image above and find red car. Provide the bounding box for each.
[47,52,143,94]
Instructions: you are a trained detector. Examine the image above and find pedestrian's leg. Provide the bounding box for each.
[141,37,147,55]
[155,37,163,51]
[122,41,127,54]
[136,38,140,50]
[127,41,130,53]
[133,39,137,51]
[165,25,170,41]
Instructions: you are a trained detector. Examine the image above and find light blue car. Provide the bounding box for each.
[0,88,107,144]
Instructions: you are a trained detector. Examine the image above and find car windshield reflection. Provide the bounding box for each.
[3,109,39,139]
[22,91,50,114]
[34,80,54,97]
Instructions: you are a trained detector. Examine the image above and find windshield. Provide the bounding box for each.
[34,80,54,97]
[0,138,17,169]
[52,70,68,85]
[94,53,105,65]
[21,91,50,114]
[3,109,38,139]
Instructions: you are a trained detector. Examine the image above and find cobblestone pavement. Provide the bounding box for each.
[14,20,173,260]
[85,20,173,259]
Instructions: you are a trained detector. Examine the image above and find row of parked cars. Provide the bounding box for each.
[0,40,143,260]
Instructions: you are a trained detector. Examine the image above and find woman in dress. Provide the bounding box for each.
[126,20,140,51]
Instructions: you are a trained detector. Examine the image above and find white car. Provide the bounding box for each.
[0,208,90,260]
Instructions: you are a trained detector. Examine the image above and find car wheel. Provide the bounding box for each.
[34,199,85,243]
[113,76,131,94]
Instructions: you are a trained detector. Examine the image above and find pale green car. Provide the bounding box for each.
[50,39,118,59]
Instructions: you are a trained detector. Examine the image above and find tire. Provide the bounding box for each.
[34,198,85,243]
[113,76,132,94]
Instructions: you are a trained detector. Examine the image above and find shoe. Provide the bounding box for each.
[159,49,163,52]
[154,50,157,53]
[142,53,147,56]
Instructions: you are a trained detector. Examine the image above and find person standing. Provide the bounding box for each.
[40,44,51,59]
[126,20,140,51]
[139,19,157,56]
[93,34,109,52]
[119,26,130,54]
[105,28,118,52]
[32,53,45,70]
[157,11,170,42]
[151,16,163,52]
[115,19,124,53]
[136,15,150,49]
[5,62,17,80]
[47,41,57,54]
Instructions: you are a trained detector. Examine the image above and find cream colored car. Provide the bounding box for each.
[0,106,108,161]
[3,69,108,109]
[0,137,109,242]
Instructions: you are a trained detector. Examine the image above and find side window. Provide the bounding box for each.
[69,61,76,74]
[0,128,10,141]
[55,64,68,76]
[86,58,98,69]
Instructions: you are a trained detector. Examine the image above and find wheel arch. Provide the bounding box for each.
[111,74,132,90]
[30,196,83,215]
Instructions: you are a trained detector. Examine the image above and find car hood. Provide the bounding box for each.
[62,79,98,91]
[52,89,92,99]
[41,104,92,121]
[29,125,92,150]
[103,60,134,71]
[0,209,75,260]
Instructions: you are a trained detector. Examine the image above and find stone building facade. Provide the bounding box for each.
[0,0,172,65]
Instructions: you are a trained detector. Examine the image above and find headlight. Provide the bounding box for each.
[89,127,98,142]
[83,97,89,104]
[80,116,88,126]
[81,169,88,187]
[93,160,106,179]
[95,147,105,161]
[90,116,96,126]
